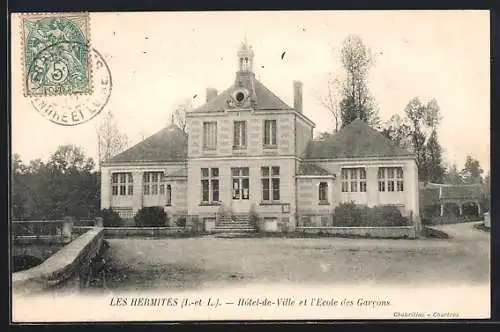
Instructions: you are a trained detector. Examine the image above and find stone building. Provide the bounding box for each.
[100,40,420,232]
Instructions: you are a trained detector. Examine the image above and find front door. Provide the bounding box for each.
[231,167,251,214]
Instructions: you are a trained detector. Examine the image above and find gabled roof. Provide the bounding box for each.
[108,124,188,163]
[190,72,291,113]
[303,118,413,159]
[297,162,333,176]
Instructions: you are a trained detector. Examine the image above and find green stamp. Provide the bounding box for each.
[22,13,91,96]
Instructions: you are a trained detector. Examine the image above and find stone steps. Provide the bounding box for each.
[213,215,256,233]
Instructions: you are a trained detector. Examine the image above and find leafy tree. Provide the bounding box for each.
[383,97,442,182]
[460,155,484,184]
[424,130,445,183]
[381,114,413,149]
[48,144,95,174]
[338,35,380,128]
[443,163,464,184]
[11,146,100,220]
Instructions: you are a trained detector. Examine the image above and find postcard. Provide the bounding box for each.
[10,10,490,322]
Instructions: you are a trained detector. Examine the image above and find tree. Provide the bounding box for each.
[381,114,413,149]
[316,74,342,132]
[48,144,95,174]
[460,155,484,184]
[443,163,464,184]
[96,110,129,167]
[383,97,442,182]
[12,146,101,220]
[315,131,333,140]
[172,98,192,133]
[338,35,380,128]
[424,130,445,183]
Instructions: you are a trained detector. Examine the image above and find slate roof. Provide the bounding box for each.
[108,124,188,163]
[190,72,291,113]
[297,162,333,176]
[303,119,413,159]
[166,167,188,178]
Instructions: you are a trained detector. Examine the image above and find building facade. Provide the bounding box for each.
[100,41,420,231]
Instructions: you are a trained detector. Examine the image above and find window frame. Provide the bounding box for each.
[341,168,366,193]
[232,167,250,200]
[263,119,277,147]
[203,121,218,151]
[112,172,133,196]
[261,166,280,202]
[201,167,220,204]
[233,121,247,149]
[319,182,329,203]
[143,171,165,196]
[378,167,404,192]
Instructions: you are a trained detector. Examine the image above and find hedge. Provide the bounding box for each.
[98,208,123,227]
[332,202,410,227]
[134,206,167,227]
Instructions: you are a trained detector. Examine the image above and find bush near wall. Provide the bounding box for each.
[332,202,410,227]
[134,206,167,227]
[98,208,123,227]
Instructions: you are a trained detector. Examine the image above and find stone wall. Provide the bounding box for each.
[12,227,104,292]
[296,226,417,239]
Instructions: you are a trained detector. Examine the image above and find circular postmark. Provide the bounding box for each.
[28,44,112,126]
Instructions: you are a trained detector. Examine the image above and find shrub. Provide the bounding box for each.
[98,208,123,227]
[134,206,167,227]
[332,202,410,227]
[332,202,368,227]
[371,205,409,226]
[176,216,187,227]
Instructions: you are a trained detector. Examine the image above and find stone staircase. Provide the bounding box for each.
[212,214,256,234]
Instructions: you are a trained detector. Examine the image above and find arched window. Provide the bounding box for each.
[166,184,172,206]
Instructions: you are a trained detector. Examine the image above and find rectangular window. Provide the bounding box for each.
[378,167,404,192]
[261,166,280,201]
[359,168,367,192]
[396,167,404,191]
[232,167,250,200]
[112,172,133,196]
[263,120,277,146]
[143,171,164,196]
[201,168,220,203]
[233,121,247,149]
[378,168,386,192]
[203,121,217,150]
[341,168,366,193]
[350,168,358,192]
[341,169,349,192]
[319,182,328,202]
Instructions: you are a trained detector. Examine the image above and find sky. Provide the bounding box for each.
[11,10,490,172]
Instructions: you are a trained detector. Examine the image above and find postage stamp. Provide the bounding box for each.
[21,12,91,96]
[29,47,112,126]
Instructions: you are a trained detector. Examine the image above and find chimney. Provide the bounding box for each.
[293,81,303,113]
[206,88,218,103]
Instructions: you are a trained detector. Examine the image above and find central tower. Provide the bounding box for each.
[237,38,254,72]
